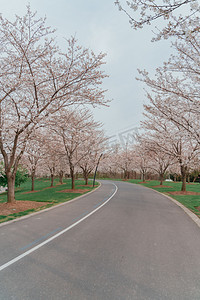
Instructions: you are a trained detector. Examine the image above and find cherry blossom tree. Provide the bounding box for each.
[114,143,135,179]
[141,113,200,191]
[139,18,200,144]
[40,129,66,187]
[134,17,200,191]
[43,147,58,188]
[132,143,150,182]
[78,131,107,185]
[137,134,176,185]
[115,2,200,188]
[168,163,181,182]
[56,155,69,185]
[0,7,108,203]
[115,0,200,40]
[98,148,121,178]
[23,131,45,191]
[49,109,103,190]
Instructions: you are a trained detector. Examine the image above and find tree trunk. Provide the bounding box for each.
[59,171,64,184]
[187,174,190,183]
[31,169,35,191]
[193,176,197,183]
[124,170,127,180]
[50,173,54,187]
[7,173,16,203]
[181,165,187,192]
[159,173,164,185]
[83,171,88,185]
[141,172,145,182]
[70,167,75,190]
[31,174,35,191]
[181,173,187,192]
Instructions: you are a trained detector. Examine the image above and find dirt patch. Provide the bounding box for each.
[57,189,89,193]
[168,191,200,195]
[138,181,148,184]
[152,185,172,188]
[0,201,49,216]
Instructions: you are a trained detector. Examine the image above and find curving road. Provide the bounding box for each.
[0,180,200,299]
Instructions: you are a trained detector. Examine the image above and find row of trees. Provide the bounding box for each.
[1,2,199,201]
[98,137,200,191]
[1,106,107,197]
[103,0,200,192]
[138,8,200,191]
[22,109,107,191]
[0,6,108,203]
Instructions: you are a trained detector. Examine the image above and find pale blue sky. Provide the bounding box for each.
[1,0,172,137]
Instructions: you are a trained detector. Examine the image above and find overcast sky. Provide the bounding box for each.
[1,0,173,138]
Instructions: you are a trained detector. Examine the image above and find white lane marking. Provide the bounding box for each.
[0,183,118,272]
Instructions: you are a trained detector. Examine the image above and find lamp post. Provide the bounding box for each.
[93,153,103,187]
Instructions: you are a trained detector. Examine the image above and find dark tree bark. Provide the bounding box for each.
[49,166,55,187]
[31,169,36,191]
[181,165,187,192]
[50,174,54,187]
[141,172,146,182]
[83,170,89,185]
[124,169,128,180]
[84,174,88,186]
[187,174,190,183]
[7,173,16,203]
[159,173,164,185]
[59,170,64,184]
[70,166,75,190]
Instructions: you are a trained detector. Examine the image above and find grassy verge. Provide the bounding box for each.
[123,179,200,218]
[0,178,99,223]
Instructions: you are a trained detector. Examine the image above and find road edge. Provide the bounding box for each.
[0,182,102,228]
[133,182,200,228]
[153,189,200,228]
[117,180,200,228]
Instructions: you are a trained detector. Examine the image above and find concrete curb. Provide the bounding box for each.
[0,182,102,228]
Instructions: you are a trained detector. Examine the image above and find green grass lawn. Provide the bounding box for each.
[125,179,200,217]
[0,178,98,223]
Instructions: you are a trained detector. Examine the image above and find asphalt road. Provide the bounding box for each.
[0,180,200,300]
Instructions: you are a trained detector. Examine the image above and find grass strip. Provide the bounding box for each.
[0,178,99,224]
